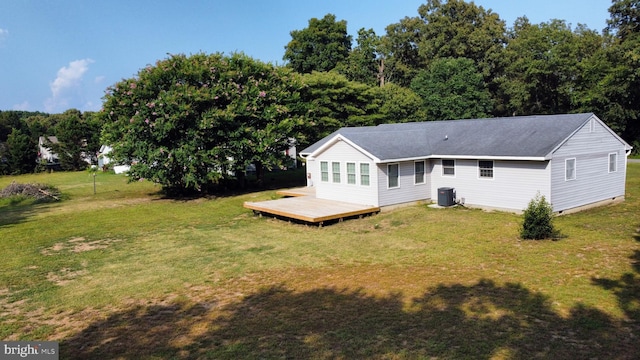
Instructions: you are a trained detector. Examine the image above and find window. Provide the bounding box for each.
[320,161,328,182]
[609,153,617,173]
[442,159,455,176]
[415,161,425,184]
[388,163,399,188]
[332,162,341,183]
[360,163,370,186]
[565,158,576,181]
[479,160,493,178]
[347,162,356,184]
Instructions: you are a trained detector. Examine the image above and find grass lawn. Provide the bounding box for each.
[1,165,639,359]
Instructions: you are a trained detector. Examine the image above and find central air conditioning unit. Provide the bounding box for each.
[437,187,455,207]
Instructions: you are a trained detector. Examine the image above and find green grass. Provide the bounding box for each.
[1,166,639,359]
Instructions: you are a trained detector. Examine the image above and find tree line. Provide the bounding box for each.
[1,0,637,194]
[0,109,103,175]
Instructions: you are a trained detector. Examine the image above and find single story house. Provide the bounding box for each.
[300,113,632,213]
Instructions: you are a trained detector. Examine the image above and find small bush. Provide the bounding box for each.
[521,193,558,240]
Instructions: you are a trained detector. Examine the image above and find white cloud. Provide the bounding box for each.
[12,101,30,111]
[82,100,101,112]
[94,75,106,84]
[50,59,94,98]
[45,58,94,112]
[0,28,8,45]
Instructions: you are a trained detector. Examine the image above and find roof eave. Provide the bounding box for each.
[304,134,380,162]
[375,155,548,163]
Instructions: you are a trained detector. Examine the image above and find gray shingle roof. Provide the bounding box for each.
[301,113,599,160]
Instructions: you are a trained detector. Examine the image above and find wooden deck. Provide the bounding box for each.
[244,193,379,225]
[275,187,316,197]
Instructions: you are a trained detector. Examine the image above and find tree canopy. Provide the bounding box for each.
[411,57,492,120]
[100,53,305,195]
[283,14,352,73]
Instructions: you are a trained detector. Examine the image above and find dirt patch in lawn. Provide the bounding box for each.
[41,237,122,256]
[46,267,89,286]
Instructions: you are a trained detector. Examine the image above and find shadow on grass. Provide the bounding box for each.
[0,201,51,228]
[592,225,640,323]
[61,280,638,359]
[158,168,307,200]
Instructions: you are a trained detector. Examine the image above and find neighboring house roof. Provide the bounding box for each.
[301,113,633,162]
[38,136,59,145]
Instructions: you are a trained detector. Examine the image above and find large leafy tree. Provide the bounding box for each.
[411,57,492,120]
[597,0,640,150]
[283,14,352,73]
[414,0,507,78]
[500,19,602,116]
[101,53,304,194]
[0,111,23,142]
[48,109,97,171]
[6,128,36,174]
[380,16,429,87]
[382,0,507,89]
[299,71,378,145]
[335,28,382,86]
[368,83,426,124]
[606,0,640,40]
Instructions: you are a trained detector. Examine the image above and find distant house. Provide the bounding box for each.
[300,113,632,213]
[37,136,59,165]
[98,145,130,174]
[38,136,93,168]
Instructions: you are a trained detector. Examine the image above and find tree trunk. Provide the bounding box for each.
[378,57,385,87]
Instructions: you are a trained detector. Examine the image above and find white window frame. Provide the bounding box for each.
[332,161,341,183]
[387,163,400,189]
[346,162,356,185]
[478,160,494,179]
[414,160,426,184]
[565,158,576,181]
[360,163,370,186]
[320,161,329,182]
[608,152,617,173]
[442,159,455,176]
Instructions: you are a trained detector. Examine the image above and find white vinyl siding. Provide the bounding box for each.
[332,162,341,183]
[313,139,378,206]
[360,163,370,186]
[415,161,426,184]
[388,164,399,188]
[378,161,431,207]
[320,161,328,182]
[431,159,550,212]
[550,116,628,212]
[347,162,356,184]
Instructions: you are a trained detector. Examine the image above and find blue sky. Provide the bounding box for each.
[0,0,611,113]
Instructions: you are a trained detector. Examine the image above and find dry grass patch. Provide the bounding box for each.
[41,237,123,256]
